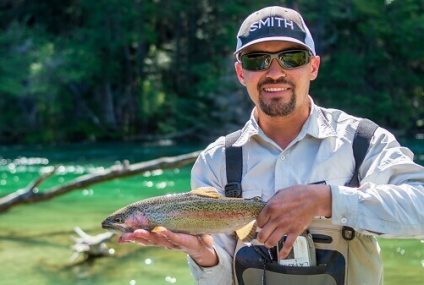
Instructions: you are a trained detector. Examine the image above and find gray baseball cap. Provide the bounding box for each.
[235,6,316,56]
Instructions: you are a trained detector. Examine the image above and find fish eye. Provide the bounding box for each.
[114,216,124,223]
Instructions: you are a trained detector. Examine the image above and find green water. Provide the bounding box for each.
[0,141,423,285]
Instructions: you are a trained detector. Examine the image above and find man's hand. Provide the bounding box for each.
[256,184,331,260]
[120,228,218,267]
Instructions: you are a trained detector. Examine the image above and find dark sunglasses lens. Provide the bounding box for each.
[241,54,271,71]
[279,51,310,69]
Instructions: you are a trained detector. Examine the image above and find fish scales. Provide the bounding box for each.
[143,194,262,234]
[101,187,265,236]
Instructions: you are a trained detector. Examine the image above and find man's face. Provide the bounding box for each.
[234,41,320,118]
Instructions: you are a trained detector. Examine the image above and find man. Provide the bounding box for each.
[121,6,424,285]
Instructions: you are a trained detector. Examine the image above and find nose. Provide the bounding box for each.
[266,58,286,79]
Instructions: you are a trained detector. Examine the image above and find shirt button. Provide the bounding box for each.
[280,155,286,160]
[341,217,348,224]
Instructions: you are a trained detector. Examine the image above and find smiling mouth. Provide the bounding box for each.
[263,87,290,92]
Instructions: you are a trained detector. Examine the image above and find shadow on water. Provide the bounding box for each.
[0,234,66,248]
[35,248,135,284]
[35,244,192,285]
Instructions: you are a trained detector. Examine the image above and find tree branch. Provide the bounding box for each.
[0,150,201,213]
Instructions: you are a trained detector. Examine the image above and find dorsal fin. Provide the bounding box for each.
[247,196,262,202]
[191,187,222,199]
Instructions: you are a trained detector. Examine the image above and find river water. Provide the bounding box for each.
[0,140,423,285]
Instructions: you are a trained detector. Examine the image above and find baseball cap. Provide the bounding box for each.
[235,6,316,56]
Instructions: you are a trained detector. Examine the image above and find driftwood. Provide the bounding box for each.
[0,150,201,213]
[70,227,115,262]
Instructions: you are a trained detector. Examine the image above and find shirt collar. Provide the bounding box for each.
[301,99,337,139]
[233,97,337,147]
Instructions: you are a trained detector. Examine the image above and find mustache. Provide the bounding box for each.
[258,77,293,89]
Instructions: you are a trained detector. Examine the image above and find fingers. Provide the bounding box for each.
[278,234,297,260]
[119,228,208,252]
[256,206,271,228]
[257,216,286,247]
[257,195,289,247]
[256,185,318,247]
[157,229,184,246]
[120,229,178,249]
[119,229,218,267]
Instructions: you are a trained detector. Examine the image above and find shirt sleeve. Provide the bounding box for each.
[188,234,236,285]
[187,141,236,284]
[331,127,424,237]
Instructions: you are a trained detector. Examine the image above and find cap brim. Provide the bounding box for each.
[234,36,315,56]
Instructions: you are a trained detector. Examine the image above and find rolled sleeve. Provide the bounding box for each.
[188,244,234,285]
[331,126,424,237]
[330,185,359,228]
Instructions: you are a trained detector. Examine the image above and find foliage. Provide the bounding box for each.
[307,0,424,132]
[0,0,422,143]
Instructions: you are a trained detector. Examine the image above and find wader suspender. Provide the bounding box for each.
[225,130,243,198]
[224,119,379,239]
[345,119,379,188]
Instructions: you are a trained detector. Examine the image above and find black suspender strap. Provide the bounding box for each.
[223,119,378,197]
[224,130,243,198]
[342,119,378,240]
[346,119,379,188]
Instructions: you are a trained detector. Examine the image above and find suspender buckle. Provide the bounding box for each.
[225,183,242,198]
[342,226,356,240]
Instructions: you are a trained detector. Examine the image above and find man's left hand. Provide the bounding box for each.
[256,184,332,260]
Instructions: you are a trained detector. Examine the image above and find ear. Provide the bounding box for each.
[310,56,320,81]
[234,61,246,86]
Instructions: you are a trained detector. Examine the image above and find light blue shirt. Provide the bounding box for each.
[189,100,424,284]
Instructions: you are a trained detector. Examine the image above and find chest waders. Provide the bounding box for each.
[224,119,379,285]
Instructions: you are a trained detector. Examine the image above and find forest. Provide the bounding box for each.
[0,0,423,144]
[0,2,423,284]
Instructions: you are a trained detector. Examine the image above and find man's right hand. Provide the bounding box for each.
[120,229,218,267]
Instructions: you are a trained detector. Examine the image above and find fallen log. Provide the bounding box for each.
[0,150,201,213]
[70,227,115,262]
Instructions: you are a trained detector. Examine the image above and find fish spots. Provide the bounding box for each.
[102,190,265,235]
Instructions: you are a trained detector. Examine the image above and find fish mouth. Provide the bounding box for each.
[101,221,133,233]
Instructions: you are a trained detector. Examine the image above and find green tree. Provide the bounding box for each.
[0,0,422,143]
[306,0,424,130]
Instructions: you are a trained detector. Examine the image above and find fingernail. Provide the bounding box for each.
[256,234,263,243]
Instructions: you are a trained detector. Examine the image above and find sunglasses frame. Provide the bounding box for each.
[239,49,312,71]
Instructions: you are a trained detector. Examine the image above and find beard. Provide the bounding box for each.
[257,78,296,117]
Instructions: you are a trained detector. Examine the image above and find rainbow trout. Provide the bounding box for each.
[101,187,265,241]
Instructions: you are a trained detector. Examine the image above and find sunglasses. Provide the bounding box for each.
[240,49,312,71]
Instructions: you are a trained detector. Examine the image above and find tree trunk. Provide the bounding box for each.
[103,82,117,129]
[0,150,201,213]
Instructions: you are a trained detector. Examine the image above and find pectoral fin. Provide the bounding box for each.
[235,220,257,242]
[151,226,167,233]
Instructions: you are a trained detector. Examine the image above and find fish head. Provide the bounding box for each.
[101,205,149,233]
